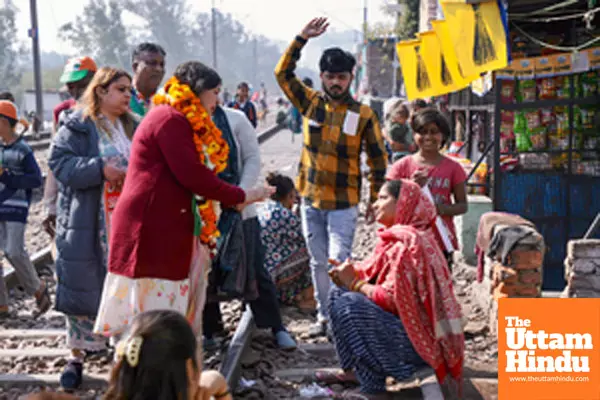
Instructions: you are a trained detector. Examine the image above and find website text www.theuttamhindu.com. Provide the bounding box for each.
[508,376,590,383]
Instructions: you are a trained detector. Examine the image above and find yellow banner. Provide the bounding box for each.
[396,39,436,100]
[431,20,480,88]
[441,0,508,77]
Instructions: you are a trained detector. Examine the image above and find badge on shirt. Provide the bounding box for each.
[342,111,360,136]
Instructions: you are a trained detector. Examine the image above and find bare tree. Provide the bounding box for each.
[0,0,24,92]
[59,0,130,69]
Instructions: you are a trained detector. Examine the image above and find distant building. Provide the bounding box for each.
[21,90,69,122]
[419,0,442,33]
[365,37,403,99]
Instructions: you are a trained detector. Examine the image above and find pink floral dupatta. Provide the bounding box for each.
[357,179,464,390]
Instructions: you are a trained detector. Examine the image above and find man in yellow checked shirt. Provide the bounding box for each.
[275,17,388,337]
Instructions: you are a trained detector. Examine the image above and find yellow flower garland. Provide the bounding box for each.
[153,77,229,255]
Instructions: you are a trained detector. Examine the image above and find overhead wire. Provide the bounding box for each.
[511,21,600,52]
[510,6,599,23]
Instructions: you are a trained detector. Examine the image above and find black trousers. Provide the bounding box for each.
[203,217,284,337]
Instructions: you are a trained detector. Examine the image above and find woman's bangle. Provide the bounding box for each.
[352,279,367,292]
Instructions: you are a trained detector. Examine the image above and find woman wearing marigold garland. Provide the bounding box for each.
[93,62,273,350]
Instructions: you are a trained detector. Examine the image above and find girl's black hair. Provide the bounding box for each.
[410,107,452,146]
[174,61,222,97]
[384,180,402,199]
[104,310,197,400]
[266,172,296,202]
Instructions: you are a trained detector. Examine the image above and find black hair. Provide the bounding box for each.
[0,115,17,128]
[104,310,197,400]
[302,77,313,88]
[132,42,166,63]
[411,107,452,146]
[412,99,428,110]
[174,61,222,97]
[0,92,15,103]
[277,98,285,106]
[266,172,295,202]
[237,82,249,90]
[319,48,356,73]
[384,180,402,199]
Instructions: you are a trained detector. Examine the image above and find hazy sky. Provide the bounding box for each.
[14,0,392,55]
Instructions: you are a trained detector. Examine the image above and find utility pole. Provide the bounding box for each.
[363,0,368,45]
[211,0,217,69]
[253,37,258,85]
[29,0,43,134]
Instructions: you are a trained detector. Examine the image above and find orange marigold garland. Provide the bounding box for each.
[153,77,229,256]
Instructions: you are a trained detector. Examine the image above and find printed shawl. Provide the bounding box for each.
[357,179,464,390]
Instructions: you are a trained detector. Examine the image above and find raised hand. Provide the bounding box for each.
[300,17,329,40]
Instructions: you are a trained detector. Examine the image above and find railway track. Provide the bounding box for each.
[1,123,290,398]
[1,122,502,399]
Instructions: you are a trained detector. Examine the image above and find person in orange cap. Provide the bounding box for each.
[42,56,97,239]
[0,100,49,319]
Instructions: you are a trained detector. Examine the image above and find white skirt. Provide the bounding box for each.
[93,238,211,338]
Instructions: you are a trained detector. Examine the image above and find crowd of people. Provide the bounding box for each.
[0,15,471,400]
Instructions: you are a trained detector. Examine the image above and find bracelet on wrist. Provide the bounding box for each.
[352,279,367,292]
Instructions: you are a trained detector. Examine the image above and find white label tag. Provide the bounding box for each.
[342,111,360,136]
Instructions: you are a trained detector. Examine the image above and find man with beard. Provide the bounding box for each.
[130,42,166,117]
[275,17,388,337]
[42,56,97,238]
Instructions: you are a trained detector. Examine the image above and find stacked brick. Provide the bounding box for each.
[490,247,544,300]
[564,239,600,298]
[486,231,545,336]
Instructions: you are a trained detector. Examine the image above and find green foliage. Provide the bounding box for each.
[59,0,290,92]
[58,0,130,69]
[376,0,420,40]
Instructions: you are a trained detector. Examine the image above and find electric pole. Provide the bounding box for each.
[253,37,258,85]
[29,0,43,133]
[211,0,217,69]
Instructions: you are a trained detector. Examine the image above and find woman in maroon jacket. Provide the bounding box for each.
[93,62,272,345]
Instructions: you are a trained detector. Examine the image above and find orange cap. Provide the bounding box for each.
[0,101,18,121]
[60,56,98,83]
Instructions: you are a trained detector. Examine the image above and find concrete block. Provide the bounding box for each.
[570,274,600,291]
[565,258,600,276]
[570,289,600,298]
[456,195,493,266]
[567,239,600,259]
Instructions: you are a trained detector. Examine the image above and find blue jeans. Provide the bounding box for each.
[300,200,358,322]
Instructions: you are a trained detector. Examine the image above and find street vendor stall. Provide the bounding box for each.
[493,46,600,290]
[395,0,600,290]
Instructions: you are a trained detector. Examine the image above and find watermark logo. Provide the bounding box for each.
[499,299,600,400]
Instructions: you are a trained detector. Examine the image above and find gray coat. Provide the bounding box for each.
[48,110,106,317]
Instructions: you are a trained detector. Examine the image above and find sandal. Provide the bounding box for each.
[60,360,83,390]
[315,369,359,385]
[33,281,51,320]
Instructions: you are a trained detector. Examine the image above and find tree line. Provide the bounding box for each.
[0,0,317,104]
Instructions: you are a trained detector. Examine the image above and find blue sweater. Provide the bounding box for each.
[0,137,43,223]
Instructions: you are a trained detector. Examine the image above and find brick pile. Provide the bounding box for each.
[486,231,545,336]
[563,239,600,298]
